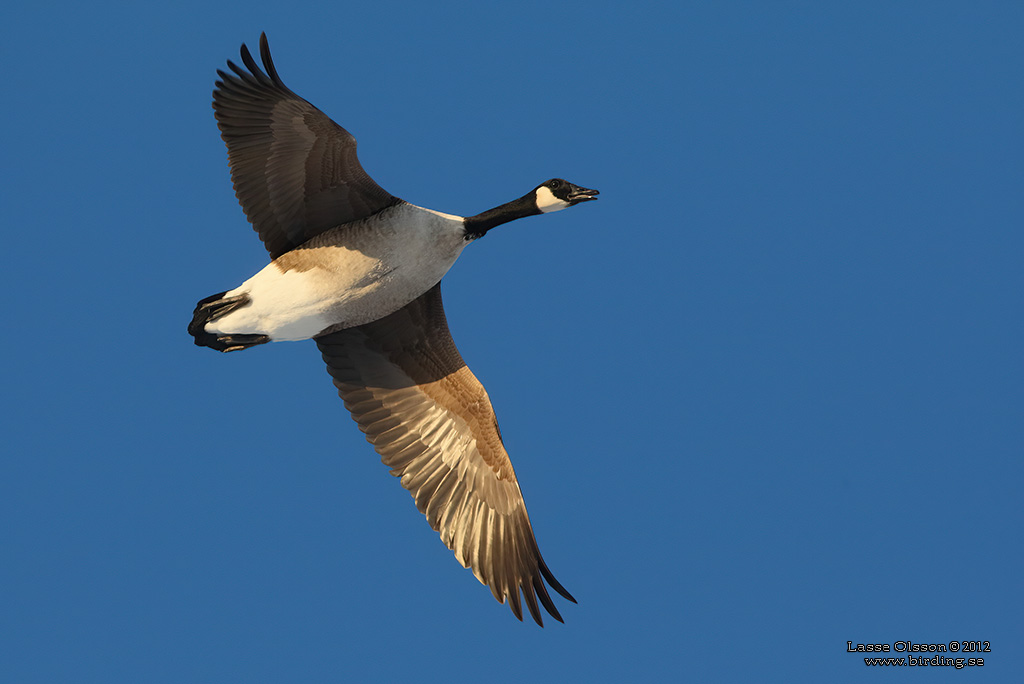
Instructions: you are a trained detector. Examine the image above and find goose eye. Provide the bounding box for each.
[549,180,561,189]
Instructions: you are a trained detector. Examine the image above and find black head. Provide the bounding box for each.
[534,178,599,213]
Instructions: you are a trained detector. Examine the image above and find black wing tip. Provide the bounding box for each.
[538,554,576,603]
[259,32,272,65]
[258,33,285,88]
[533,574,563,623]
[224,59,246,79]
[493,521,575,625]
[240,32,288,91]
[522,583,543,626]
[219,33,289,93]
[503,572,573,626]
[238,41,262,79]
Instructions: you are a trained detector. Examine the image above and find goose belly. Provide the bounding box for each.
[205,207,466,341]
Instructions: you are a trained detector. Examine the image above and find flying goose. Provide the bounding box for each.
[189,34,598,626]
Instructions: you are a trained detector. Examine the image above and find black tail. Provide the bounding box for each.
[189,291,269,353]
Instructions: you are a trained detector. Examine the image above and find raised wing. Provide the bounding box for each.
[213,33,400,259]
[315,284,575,625]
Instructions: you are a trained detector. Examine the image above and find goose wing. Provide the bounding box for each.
[213,33,399,259]
[315,284,575,625]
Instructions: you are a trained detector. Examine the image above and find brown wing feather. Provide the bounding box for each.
[213,33,399,259]
[315,284,575,625]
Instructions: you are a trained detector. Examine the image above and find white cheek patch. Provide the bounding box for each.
[535,185,570,213]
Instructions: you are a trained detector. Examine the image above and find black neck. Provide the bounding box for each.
[462,193,540,240]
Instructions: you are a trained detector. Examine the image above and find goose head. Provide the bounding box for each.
[533,178,600,213]
[462,178,599,239]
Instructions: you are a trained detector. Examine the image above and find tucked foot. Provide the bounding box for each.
[189,291,269,352]
[209,333,270,353]
[191,291,250,325]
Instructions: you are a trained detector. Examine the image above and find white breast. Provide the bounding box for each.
[205,203,467,341]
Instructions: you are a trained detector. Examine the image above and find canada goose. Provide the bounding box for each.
[189,34,598,626]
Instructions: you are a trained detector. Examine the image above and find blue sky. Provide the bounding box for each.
[2,1,1021,681]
